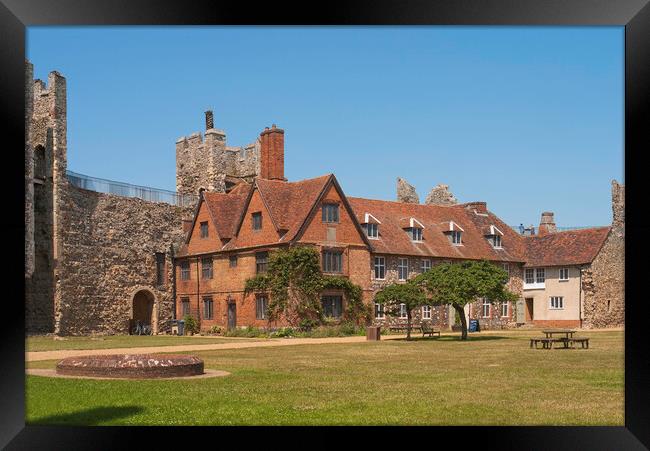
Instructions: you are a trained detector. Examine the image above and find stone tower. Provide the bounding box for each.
[176,111,261,195]
[25,63,68,333]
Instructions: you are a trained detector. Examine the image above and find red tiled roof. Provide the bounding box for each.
[347,197,528,262]
[203,185,252,240]
[255,174,332,241]
[524,227,611,267]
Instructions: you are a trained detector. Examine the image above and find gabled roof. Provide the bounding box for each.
[347,197,528,262]
[202,186,253,240]
[524,227,611,267]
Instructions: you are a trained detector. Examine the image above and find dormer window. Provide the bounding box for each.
[484,225,504,249]
[443,221,463,245]
[410,227,423,242]
[362,213,381,239]
[451,230,462,244]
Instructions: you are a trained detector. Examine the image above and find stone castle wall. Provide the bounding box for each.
[581,181,625,328]
[54,185,193,335]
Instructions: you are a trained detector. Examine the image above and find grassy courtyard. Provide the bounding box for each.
[25,330,623,426]
[27,334,263,352]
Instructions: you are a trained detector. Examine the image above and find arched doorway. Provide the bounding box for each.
[131,289,155,334]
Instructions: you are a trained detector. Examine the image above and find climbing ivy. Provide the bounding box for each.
[244,246,370,327]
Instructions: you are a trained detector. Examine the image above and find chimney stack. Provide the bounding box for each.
[259,124,285,181]
[538,211,557,236]
[205,110,214,130]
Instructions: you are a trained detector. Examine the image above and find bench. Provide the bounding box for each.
[388,324,413,333]
[530,337,557,349]
[568,337,590,349]
[421,323,441,338]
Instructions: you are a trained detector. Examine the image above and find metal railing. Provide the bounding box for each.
[509,225,600,234]
[66,170,198,207]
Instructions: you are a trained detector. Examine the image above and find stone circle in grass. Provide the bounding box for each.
[55,354,204,379]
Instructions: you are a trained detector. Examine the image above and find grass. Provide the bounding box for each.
[25,330,624,426]
[27,334,264,352]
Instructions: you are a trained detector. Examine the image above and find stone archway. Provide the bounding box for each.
[130,289,156,334]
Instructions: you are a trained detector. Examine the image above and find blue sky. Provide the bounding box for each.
[27,26,623,227]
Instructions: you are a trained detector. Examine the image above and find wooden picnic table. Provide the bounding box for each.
[542,329,576,339]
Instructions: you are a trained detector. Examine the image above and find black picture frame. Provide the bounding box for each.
[1,0,648,449]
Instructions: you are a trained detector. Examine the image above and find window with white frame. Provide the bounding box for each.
[203,296,213,320]
[374,256,386,280]
[410,227,423,242]
[500,301,509,317]
[422,305,431,319]
[398,258,408,280]
[421,259,431,273]
[550,296,564,309]
[482,298,490,317]
[502,263,510,277]
[366,223,379,239]
[375,302,385,319]
[524,268,545,289]
[559,268,569,281]
[489,234,502,248]
[256,296,268,320]
[451,230,462,245]
[399,303,407,319]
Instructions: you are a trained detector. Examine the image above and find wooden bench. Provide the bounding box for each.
[568,337,590,349]
[421,323,441,338]
[530,337,557,349]
[388,324,413,333]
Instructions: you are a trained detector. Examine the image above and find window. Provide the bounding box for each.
[525,268,535,284]
[398,258,408,281]
[500,301,509,317]
[410,227,423,242]
[321,295,343,318]
[256,252,269,274]
[482,298,491,318]
[502,263,510,277]
[524,268,545,289]
[252,212,262,230]
[180,261,190,280]
[203,296,213,319]
[181,297,190,316]
[559,268,569,281]
[374,257,386,280]
[256,296,268,320]
[229,255,238,268]
[451,230,462,245]
[422,305,432,319]
[322,250,343,273]
[421,259,431,272]
[489,235,502,248]
[366,223,379,239]
[399,303,407,319]
[375,302,385,319]
[200,221,209,238]
[322,204,339,223]
[155,252,165,286]
[550,296,564,309]
[201,257,213,279]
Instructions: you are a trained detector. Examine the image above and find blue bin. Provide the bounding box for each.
[469,319,480,332]
[177,320,185,336]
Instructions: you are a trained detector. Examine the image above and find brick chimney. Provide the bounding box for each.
[205,110,214,130]
[538,211,557,236]
[259,124,285,181]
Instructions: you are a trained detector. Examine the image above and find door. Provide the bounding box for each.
[516,299,526,323]
[525,298,534,322]
[227,302,237,330]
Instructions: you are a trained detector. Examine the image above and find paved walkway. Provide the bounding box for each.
[26,335,384,362]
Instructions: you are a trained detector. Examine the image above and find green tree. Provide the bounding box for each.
[244,246,368,328]
[414,260,518,340]
[374,281,427,340]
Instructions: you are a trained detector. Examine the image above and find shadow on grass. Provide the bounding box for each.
[389,334,509,342]
[28,405,144,425]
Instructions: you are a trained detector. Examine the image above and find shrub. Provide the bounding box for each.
[270,327,295,338]
[182,315,198,335]
[299,318,319,332]
[208,325,223,335]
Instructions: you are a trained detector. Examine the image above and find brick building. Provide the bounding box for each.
[25,64,624,335]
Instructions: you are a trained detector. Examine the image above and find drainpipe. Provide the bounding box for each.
[579,265,583,328]
[196,256,201,330]
[170,243,176,320]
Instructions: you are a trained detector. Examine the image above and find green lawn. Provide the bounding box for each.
[25,330,624,425]
[27,334,263,352]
